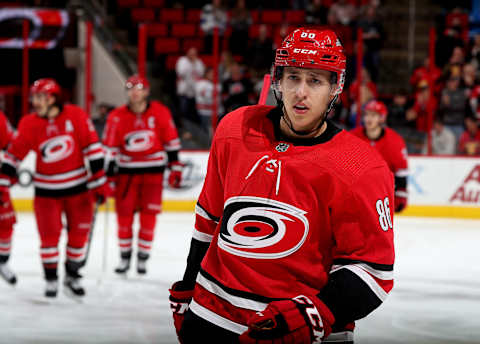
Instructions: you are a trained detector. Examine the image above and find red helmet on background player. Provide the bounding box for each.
[30,78,61,97]
[364,100,388,119]
[273,28,347,96]
[125,74,150,90]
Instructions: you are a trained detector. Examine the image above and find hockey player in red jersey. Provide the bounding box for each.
[0,110,17,285]
[103,75,182,276]
[350,100,409,212]
[0,78,107,298]
[169,28,395,344]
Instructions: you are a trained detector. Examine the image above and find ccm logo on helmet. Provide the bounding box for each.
[218,196,309,259]
[124,130,155,152]
[39,135,74,163]
[293,48,318,55]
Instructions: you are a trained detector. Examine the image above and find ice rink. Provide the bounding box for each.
[2,211,480,344]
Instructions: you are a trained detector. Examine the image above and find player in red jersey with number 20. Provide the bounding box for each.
[169,28,395,344]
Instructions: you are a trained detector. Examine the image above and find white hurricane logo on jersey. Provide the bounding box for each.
[124,130,155,152]
[218,196,309,259]
[39,135,74,163]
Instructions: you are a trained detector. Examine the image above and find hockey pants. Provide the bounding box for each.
[114,173,163,261]
[34,191,94,281]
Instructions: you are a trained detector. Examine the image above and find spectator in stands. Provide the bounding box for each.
[175,47,205,128]
[436,26,464,68]
[195,67,222,139]
[248,24,274,73]
[305,0,329,26]
[469,85,480,120]
[228,0,252,56]
[458,116,480,155]
[406,79,435,138]
[292,0,309,10]
[387,89,411,131]
[219,50,236,82]
[467,34,480,70]
[409,57,441,92]
[348,67,377,127]
[93,103,114,139]
[328,0,357,27]
[438,75,469,141]
[427,116,457,155]
[461,63,477,90]
[222,62,253,114]
[358,5,385,82]
[200,0,228,54]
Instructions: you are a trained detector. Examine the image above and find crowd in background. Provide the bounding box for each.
[167,1,480,156]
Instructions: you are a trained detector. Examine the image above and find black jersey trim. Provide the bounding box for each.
[118,166,166,174]
[266,106,342,146]
[317,268,382,328]
[395,176,407,190]
[0,162,17,178]
[199,268,284,304]
[333,258,393,272]
[196,201,221,223]
[182,238,211,289]
[35,183,88,197]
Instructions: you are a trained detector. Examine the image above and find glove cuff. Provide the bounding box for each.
[293,294,335,342]
[168,161,183,172]
[169,281,194,300]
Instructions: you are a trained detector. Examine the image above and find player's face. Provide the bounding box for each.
[31,93,54,116]
[127,84,149,104]
[280,67,336,134]
[363,110,383,130]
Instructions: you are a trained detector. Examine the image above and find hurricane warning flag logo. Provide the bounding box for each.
[39,135,74,163]
[218,196,309,259]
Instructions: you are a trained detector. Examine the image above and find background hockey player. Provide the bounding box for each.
[0,110,17,285]
[169,28,395,344]
[103,75,182,276]
[0,78,107,298]
[350,100,409,212]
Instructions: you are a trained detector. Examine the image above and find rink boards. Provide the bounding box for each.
[9,151,480,219]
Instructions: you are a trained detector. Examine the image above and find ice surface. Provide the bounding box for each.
[2,213,480,343]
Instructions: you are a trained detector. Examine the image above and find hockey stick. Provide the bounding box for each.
[99,198,109,285]
[81,198,101,268]
[258,74,271,105]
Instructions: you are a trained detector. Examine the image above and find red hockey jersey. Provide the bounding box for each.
[189,105,395,335]
[103,101,180,174]
[0,111,15,187]
[350,126,408,198]
[2,104,105,197]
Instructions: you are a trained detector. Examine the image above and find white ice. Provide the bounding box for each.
[1,212,480,344]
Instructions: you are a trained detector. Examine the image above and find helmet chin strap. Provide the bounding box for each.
[280,94,338,137]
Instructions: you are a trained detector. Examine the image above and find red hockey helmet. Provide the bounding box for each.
[125,74,150,90]
[364,100,388,118]
[273,28,347,95]
[30,78,61,97]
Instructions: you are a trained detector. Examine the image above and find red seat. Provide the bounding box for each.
[131,8,155,23]
[171,23,197,37]
[143,0,164,7]
[199,55,215,68]
[166,55,181,70]
[182,38,204,52]
[159,8,184,23]
[146,23,167,37]
[154,37,180,55]
[117,0,139,7]
[249,24,272,38]
[186,9,201,23]
[250,10,259,23]
[260,10,284,24]
[285,10,305,24]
